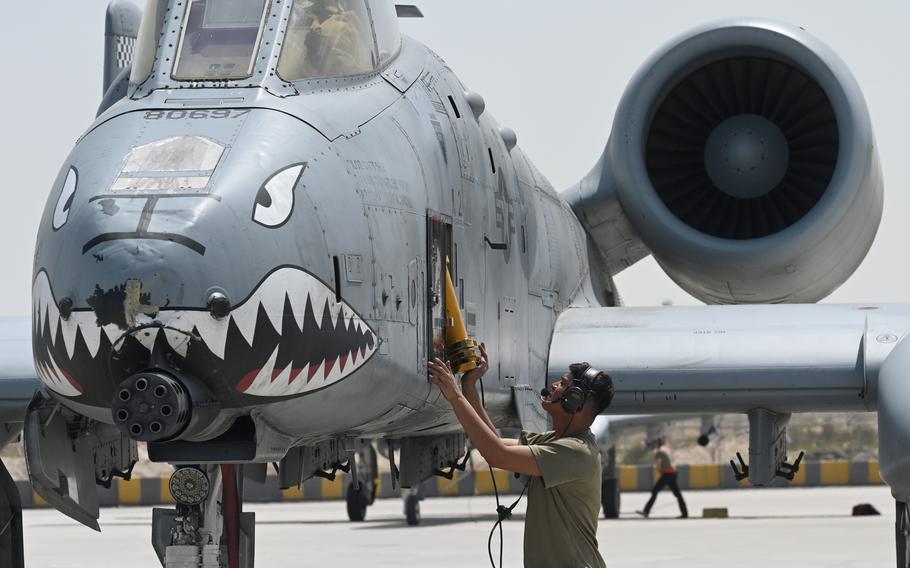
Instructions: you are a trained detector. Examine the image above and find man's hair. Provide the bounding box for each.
[568,362,615,416]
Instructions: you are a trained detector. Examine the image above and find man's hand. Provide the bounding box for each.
[428,358,461,402]
[461,342,489,386]
[430,355,541,477]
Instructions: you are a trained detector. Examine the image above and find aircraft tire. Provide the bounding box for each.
[601,477,620,519]
[405,494,421,526]
[897,500,910,568]
[346,482,368,522]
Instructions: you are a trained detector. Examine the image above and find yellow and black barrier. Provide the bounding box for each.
[15,461,883,509]
[616,460,883,491]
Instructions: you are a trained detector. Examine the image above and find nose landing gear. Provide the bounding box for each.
[345,444,378,522]
[898,500,910,568]
[404,490,422,526]
[152,465,255,568]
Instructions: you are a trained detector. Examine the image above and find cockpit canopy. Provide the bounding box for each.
[131,0,401,85]
[174,0,270,80]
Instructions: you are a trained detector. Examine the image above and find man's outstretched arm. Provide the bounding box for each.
[460,344,520,446]
[430,358,539,475]
[460,343,497,432]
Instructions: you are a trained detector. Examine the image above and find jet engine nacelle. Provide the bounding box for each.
[568,20,882,304]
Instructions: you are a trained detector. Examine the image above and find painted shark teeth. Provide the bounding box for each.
[33,271,104,360]
[36,345,83,398]
[229,267,378,397]
[134,328,160,352]
[33,267,378,399]
[224,268,372,349]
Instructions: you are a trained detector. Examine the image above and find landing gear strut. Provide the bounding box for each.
[346,482,369,522]
[345,444,378,522]
[404,488,421,526]
[152,464,255,567]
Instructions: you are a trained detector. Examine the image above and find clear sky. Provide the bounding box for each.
[1,1,907,315]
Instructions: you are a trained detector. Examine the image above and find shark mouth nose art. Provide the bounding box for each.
[32,266,378,401]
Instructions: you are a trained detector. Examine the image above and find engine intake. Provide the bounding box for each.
[648,57,838,240]
[568,20,882,304]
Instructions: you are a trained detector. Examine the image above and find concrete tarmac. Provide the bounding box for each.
[24,486,894,567]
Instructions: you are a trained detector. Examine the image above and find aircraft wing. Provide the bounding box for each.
[0,317,41,425]
[590,415,653,454]
[549,304,908,415]
[550,304,910,486]
[591,414,714,451]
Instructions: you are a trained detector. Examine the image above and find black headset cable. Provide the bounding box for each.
[479,377,506,568]
[483,377,576,568]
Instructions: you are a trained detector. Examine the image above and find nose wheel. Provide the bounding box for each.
[346,482,370,522]
[345,444,378,522]
[898,500,910,568]
[404,490,422,526]
[151,464,255,568]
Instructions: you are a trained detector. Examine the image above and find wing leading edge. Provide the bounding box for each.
[548,304,910,415]
[550,304,910,487]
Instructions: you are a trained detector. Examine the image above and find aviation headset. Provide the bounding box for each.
[553,362,604,414]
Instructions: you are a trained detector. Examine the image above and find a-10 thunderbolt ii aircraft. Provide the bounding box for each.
[15,0,910,566]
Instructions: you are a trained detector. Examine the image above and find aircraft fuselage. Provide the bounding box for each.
[33,34,602,452]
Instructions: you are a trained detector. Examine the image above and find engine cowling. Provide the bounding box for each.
[568,19,882,304]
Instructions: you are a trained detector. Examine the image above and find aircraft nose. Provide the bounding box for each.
[34,108,378,412]
[68,134,231,260]
[79,239,209,324]
[82,196,210,257]
[81,190,216,259]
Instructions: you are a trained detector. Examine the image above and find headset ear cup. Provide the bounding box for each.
[584,366,601,383]
[561,387,587,414]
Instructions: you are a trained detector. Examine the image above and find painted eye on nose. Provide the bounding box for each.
[52,167,79,230]
[252,163,307,228]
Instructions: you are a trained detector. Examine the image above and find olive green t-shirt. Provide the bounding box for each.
[521,429,606,568]
[655,449,675,473]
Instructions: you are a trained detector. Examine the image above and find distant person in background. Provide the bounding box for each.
[637,438,688,519]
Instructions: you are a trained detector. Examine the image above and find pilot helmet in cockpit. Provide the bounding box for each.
[280,0,376,80]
